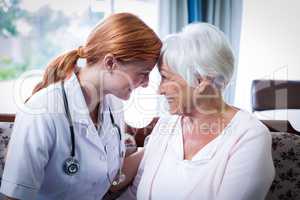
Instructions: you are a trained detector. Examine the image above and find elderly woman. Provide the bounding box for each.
[118,23,275,200]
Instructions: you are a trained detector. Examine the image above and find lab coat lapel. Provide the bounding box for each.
[103,94,126,159]
[63,73,106,153]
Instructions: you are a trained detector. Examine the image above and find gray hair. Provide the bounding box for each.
[161,23,235,90]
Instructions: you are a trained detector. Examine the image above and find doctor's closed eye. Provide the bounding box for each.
[139,71,150,77]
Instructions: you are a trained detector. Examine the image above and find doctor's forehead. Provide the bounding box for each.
[158,60,172,73]
[139,59,157,71]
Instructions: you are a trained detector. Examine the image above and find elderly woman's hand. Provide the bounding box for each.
[124,133,137,157]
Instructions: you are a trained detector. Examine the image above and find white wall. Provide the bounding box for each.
[235,0,300,111]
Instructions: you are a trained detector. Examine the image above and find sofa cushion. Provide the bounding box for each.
[0,122,14,177]
[266,132,300,200]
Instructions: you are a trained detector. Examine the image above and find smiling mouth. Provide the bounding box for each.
[166,97,175,103]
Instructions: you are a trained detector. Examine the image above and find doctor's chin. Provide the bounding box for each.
[0,0,299,200]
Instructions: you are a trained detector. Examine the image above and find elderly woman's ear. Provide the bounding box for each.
[194,75,220,96]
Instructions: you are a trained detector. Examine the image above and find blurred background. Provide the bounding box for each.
[0,0,299,129]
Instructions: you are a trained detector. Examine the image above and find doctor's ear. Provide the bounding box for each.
[103,54,117,72]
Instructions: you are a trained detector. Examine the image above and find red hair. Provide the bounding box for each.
[32,13,162,95]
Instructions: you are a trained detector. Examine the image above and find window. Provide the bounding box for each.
[113,0,160,127]
[0,0,160,127]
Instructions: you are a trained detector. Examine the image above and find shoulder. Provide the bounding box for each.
[24,82,64,115]
[14,84,61,138]
[145,115,179,150]
[151,115,180,136]
[13,110,56,135]
[227,110,272,153]
[231,110,270,138]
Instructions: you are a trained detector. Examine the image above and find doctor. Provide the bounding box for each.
[0,13,162,200]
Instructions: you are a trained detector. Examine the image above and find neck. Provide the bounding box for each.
[183,98,228,122]
[76,67,106,113]
[182,100,234,135]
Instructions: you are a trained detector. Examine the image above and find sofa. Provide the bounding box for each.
[252,79,300,200]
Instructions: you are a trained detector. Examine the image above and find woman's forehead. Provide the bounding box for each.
[161,64,179,78]
[158,60,171,72]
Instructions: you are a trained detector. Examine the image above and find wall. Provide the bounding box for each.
[235,0,300,111]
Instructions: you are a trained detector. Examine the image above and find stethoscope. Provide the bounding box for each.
[61,81,125,186]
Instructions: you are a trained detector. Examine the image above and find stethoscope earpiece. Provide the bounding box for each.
[63,157,80,176]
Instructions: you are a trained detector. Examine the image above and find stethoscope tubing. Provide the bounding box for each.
[61,80,124,181]
[61,80,76,157]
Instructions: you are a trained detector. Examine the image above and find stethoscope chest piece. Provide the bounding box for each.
[63,157,80,176]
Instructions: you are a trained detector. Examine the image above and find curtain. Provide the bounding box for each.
[157,0,188,38]
[186,0,243,104]
[202,0,243,104]
[187,0,204,23]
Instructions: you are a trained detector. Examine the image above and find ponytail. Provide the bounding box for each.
[31,47,84,95]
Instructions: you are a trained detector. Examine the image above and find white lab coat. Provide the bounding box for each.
[0,73,126,200]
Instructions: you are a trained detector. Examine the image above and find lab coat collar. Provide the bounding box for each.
[62,72,111,153]
[62,72,92,126]
[62,72,118,127]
